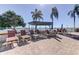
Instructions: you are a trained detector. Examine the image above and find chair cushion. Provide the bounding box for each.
[6,36,18,42]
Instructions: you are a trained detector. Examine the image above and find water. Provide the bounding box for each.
[0,27,74,32]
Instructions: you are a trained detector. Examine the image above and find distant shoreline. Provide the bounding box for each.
[0,27,75,35]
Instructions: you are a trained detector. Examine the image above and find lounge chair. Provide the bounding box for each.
[57,28,67,35]
[51,30,57,36]
[42,30,57,38]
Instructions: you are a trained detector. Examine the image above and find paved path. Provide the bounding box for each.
[0,34,79,55]
[68,32,79,35]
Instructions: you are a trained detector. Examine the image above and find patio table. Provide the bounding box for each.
[33,34,39,41]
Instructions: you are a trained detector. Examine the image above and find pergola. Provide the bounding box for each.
[28,21,52,30]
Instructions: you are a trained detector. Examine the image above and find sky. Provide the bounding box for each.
[0,4,79,28]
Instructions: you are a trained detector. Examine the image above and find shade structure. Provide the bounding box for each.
[28,21,52,26]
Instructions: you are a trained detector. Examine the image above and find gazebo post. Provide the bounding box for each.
[30,25,31,30]
[35,25,37,30]
[28,24,30,30]
[49,25,50,30]
[30,25,32,29]
[45,25,46,30]
[49,25,50,29]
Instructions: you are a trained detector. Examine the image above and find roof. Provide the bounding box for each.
[28,21,52,26]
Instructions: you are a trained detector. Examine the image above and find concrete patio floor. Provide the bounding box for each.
[0,34,79,55]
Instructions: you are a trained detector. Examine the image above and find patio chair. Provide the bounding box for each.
[29,30,41,41]
[13,28,17,34]
[44,30,50,37]
[40,30,50,38]
[33,30,42,41]
[43,30,57,38]
[20,30,31,42]
[57,28,67,35]
[29,30,35,41]
[50,30,57,37]
[3,30,18,48]
[35,30,40,34]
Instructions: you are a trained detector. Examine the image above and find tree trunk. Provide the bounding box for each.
[35,25,37,30]
[74,15,76,32]
[51,19,53,29]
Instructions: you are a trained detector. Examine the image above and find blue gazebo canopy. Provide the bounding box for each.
[28,21,52,26]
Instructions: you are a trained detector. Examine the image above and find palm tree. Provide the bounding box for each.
[50,7,58,29]
[31,9,43,21]
[31,9,43,29]
[68,4,79,31]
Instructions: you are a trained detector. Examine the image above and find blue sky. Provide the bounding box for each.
[0,4,79,28]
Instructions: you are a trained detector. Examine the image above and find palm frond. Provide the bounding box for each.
[39,16,43,20]
[68,10,75,18]
[51,7,58,19]
[74,4,79,17]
